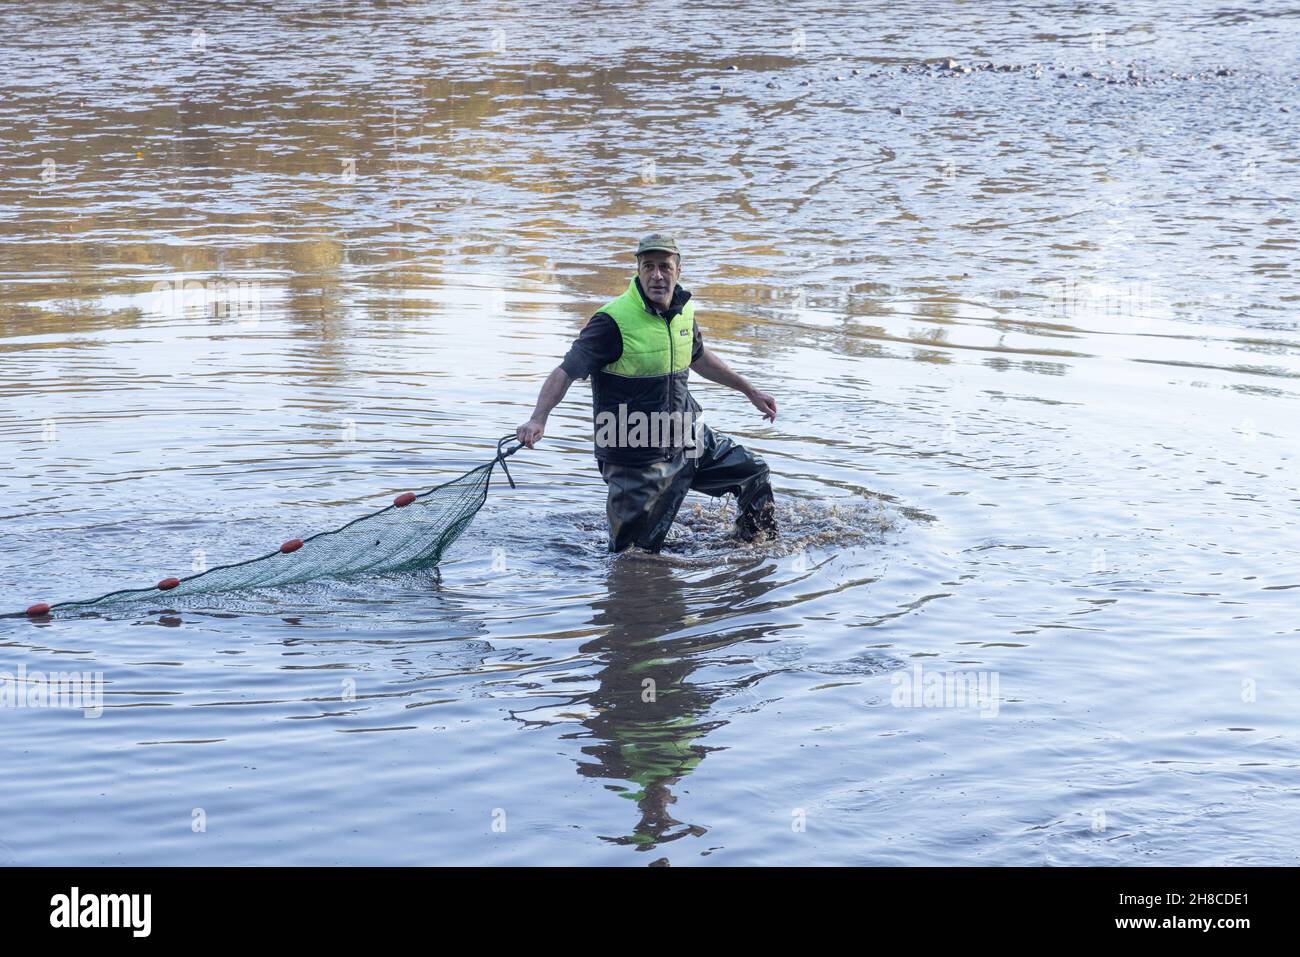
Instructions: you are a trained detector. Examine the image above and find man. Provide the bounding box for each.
[516,234,779,553]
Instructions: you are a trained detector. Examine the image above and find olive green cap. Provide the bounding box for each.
[636,234,679,256]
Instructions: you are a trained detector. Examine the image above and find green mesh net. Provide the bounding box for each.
[14,435,522,618]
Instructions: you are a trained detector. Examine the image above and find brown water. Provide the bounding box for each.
[0,1,1297,865]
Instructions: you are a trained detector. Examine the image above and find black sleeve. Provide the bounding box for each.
[691,318,704,363]
[560,312,623,380]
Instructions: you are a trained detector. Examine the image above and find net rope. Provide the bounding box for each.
[11,434,523,618]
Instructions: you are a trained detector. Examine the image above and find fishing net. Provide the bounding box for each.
[14,435,523,619]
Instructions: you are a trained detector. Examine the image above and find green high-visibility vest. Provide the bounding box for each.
[589,276,698,463]
[599,276,695,376]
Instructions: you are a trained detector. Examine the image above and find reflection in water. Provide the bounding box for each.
[569,556,772,853]
[580,557,714,850]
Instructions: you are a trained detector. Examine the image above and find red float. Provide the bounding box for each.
[26,602,50,617]
[158,577,181,590]
[393,492,417,507]
[281,538,304,554]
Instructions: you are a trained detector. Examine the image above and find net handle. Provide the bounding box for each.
[495,433,525,489]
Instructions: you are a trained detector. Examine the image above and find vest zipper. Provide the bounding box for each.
[642,281,680,461]
[664,310,674,459]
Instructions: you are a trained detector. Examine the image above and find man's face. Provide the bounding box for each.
[637,251,680,309]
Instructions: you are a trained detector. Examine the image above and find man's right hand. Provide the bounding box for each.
[516,418,545,449]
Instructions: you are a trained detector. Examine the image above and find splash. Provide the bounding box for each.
[660,496,897,558]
